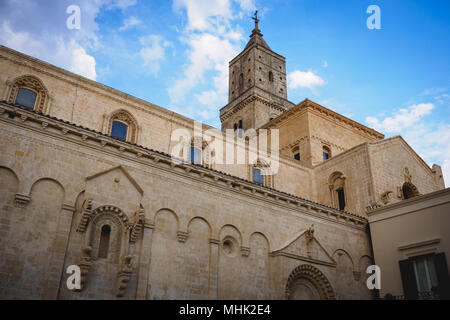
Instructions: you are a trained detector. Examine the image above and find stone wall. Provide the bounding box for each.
[0,104,372,299]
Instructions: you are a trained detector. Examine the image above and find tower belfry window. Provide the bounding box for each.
[239,73,244,92]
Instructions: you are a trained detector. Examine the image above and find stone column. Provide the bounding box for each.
[208,238,220,299]
[44,203,76,300]
[134,223,154,300]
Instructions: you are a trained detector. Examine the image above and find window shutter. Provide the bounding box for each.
[433,253,450,299]
[399,259,418,299]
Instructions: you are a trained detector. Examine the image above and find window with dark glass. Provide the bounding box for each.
[294,153,301,161]
[98,225,111,259]
[253,168,263,185]
[190,146,202,165]
[111,121,128,140]
[323,146,331,161]
[15,88,37,109]
[337,188,346,210]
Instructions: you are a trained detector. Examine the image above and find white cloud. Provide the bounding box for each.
[119,16,142,31]
[70,45,97,80]
[0,22,97,80]
[106,0,138,10]
[365,103,434,133]
[235,0,256,11]
[138,35,172,74]
[288,70,326,90]
[173,0,233,31]
[169,33,237,104]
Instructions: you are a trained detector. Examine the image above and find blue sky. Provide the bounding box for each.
[0,0,449,185]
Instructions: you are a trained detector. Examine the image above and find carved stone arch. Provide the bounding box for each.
[332,249,355,270]
[6,74,50,113]
[90,210,125,263]
[285,264,336,300]
[249,231,271,252]
[153,208,180,228]
[106,109,139,143]
[29,177,66,202]
[401,181,420,200]
[187,216,212,237]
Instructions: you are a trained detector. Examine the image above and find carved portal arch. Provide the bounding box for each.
[6,75,50,113]
[286,264,336,300]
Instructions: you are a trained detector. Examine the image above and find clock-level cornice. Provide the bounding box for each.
[220,88,292,123]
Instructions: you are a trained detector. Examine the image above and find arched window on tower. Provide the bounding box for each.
[269,71,273,82]
[98,225,111,259]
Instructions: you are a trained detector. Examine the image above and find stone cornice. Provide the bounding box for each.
[262,99,385,141]
[367,187,450,222]
[220,93,289,122]
[229,43,286,66]
[0,102,368,230]
[0,45,212,132]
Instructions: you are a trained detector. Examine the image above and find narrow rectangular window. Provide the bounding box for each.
[337,188,345,210]
[190,146,202,165]
[253,168,263,185]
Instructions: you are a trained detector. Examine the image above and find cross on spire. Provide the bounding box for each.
[251,10,259,30]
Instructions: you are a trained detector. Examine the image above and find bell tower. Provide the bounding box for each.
[220,11,294,131]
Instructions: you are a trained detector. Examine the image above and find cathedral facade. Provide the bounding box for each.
[0,22,445,300]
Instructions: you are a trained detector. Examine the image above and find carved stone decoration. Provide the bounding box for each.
[76,198,94,233]
[240,246,251,257]
[305,224,314,258]
[14,194,30,208]
[130,206,145,243]
[404,167,412,183]
[115,255,133,297]
[7,75,49,113]
[77,246,93,291]
[285,264,336,300]
[353,271,361,281]
[177,231,189,243]
[380,191,394,205]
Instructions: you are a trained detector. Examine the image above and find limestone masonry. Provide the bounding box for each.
[0,21,445,300]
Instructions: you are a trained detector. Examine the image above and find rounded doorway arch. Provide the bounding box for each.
[285,264,336,300]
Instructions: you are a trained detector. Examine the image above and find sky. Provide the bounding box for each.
[0,0,449,186]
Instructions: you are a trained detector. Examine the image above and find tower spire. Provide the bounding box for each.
[251,10,260,32]
[245,10,270,50]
